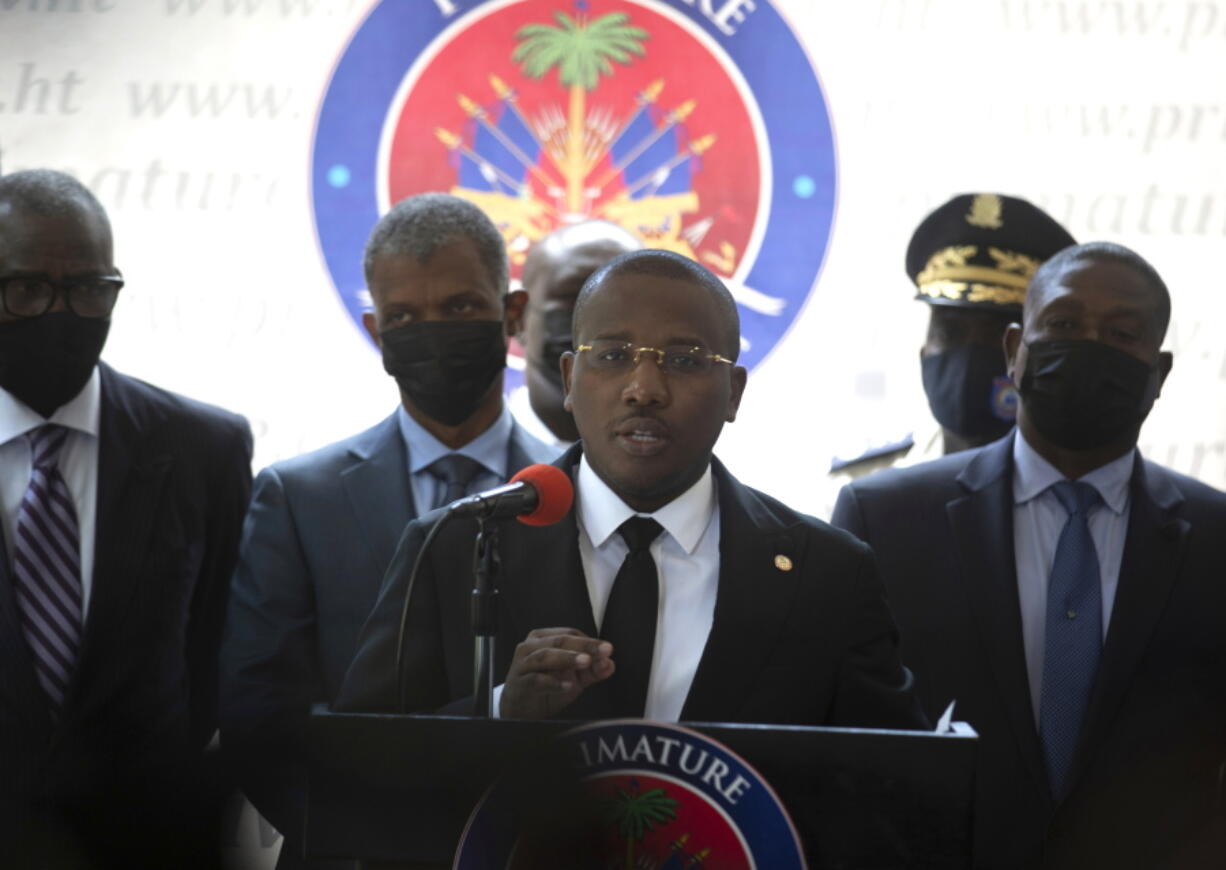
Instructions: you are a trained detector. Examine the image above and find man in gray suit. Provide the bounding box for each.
[219,193,556,868]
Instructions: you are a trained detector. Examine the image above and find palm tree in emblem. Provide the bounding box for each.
[601,779,680,870]
[513,6,647,215]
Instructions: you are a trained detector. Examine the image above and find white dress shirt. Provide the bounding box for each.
[0,368,101,615]
[496,456,721,721]
[1012,433,1134,724]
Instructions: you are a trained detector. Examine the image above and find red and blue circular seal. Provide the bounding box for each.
[454,720,806,868]
[311,0,836,385]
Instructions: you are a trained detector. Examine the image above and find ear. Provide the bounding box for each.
[1155,350,1174,396]
[560,351,576,412]
[362,311,382,348]
[1003,323,1023,381]
[724,365,748,423]
[503,289,528,337]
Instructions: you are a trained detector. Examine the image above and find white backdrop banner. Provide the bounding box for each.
[4,2,1225,866]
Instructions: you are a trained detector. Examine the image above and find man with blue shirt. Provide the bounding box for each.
[832,242,1226,869]
[219,193,556,869]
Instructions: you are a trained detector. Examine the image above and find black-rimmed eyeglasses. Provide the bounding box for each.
[0,274,124,319]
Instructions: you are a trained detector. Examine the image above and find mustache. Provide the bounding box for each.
[613,413,670,436]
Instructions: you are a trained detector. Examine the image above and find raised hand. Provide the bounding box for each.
[500,627,614,719]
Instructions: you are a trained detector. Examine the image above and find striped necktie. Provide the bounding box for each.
[12,424,83,717]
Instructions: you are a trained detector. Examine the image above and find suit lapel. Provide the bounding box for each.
[502,512,597,641]
[77,367,172,702]
[0,532,53,731]
[506,420,540,476]
[500,446,596,639]
[340,414,545,581]
[947,436,1050,798]
[682,461,800,723]
[340,414,416,580]
[1069,457,1186,787]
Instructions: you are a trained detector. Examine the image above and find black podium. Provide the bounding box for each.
[306,709,976,869]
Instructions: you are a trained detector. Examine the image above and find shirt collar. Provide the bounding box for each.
[1012,430,1134,515]
[576,455,716,555]
[397,402,513,479]
[0,366,101,448]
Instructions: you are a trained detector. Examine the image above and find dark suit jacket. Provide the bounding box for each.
[335,447,926,734]
[832,434,1226,869]
[218,412,555,864]
[0,363,253,866]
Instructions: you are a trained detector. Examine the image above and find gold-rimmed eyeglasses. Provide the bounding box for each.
[575,340,734,375]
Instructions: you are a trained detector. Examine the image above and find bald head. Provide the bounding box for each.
[522,220,641,295]
[575,249,741,361]
[1027,241,1171,341]
[0,170,114,289]
[0,170,117,417]
[0,169,108,225]
[519,221,641,443]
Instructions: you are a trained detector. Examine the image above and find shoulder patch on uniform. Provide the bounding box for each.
[829,434,915,473]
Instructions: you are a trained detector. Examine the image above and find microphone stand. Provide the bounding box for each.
[470,516,500,718]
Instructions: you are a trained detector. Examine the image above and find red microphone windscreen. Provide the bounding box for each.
[511,464,574,526]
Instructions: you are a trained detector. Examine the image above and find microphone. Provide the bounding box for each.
[445,463,574,526]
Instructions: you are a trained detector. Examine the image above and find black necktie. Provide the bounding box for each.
[426,454,484,511]
[598,517,663,718]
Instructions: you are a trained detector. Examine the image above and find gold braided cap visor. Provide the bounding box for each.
[914,244,1038,307]
[916,279,1026,307]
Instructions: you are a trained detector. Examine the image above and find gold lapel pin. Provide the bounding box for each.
[774,554,793,572]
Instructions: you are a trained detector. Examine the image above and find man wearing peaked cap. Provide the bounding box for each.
[830,194,1076,485]
[833,241,1226,867]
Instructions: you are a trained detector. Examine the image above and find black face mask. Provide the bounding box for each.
[921,344,1018,440]
[1018,339,1160,451]
[380,320,506,427]
[0,313,110,418]
[532,309,573,391]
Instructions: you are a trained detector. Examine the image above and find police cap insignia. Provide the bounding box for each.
[906,193,1076,313]
[966,193,1004,229]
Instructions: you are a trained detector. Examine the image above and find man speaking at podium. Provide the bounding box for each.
[337,249,926,731]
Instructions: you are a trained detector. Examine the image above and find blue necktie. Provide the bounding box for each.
[426,453,484,511]
[12,425,83,718]
[1039,479,1103,800]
